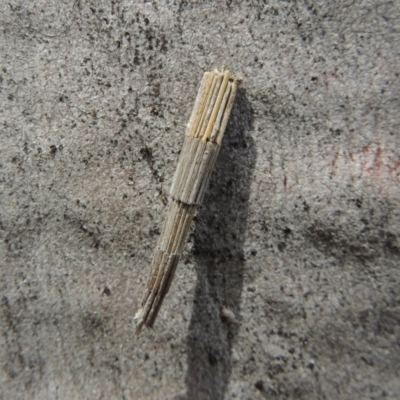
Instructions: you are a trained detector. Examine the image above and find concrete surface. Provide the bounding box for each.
[1,1,399,399]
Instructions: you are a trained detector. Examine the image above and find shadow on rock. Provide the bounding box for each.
[183,88,256,400]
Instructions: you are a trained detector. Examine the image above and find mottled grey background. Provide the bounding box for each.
[1,1,399,399]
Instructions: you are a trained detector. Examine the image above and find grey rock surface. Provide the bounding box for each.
[1,1,399,399]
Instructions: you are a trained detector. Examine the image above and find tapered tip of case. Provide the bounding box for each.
[134,309,145,334]
[134,304,156,334]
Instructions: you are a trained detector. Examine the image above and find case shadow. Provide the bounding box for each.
[183,88,256,400]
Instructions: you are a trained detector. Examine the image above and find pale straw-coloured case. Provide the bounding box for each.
[135,70,240,333]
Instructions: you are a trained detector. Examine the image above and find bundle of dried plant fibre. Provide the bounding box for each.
[135,70,240,333]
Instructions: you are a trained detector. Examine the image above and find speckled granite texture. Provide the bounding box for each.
[1,1,399,399]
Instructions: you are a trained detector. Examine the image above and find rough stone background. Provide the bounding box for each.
[1,1,399,399]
